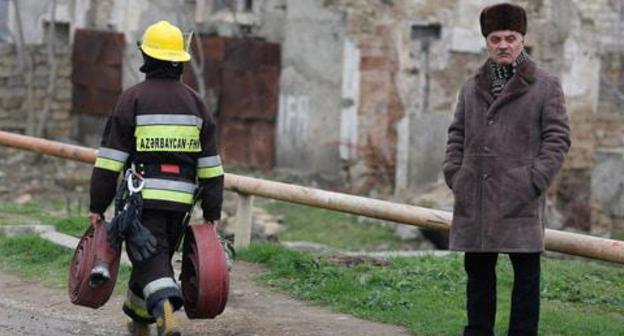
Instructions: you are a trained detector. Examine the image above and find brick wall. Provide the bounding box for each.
[0,43,72,138]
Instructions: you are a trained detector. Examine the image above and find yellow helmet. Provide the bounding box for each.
[139,20,191,62]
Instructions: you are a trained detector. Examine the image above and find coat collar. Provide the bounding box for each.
[474,56,537,114]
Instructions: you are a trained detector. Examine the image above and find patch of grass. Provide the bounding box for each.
[0,202,43,216]
[0,201,89,237]
[51,217,90,237]
[611,231,624,241]
[0,212,39,226]
[261,201,412,251]
[0,234,130,295]
[239,243,624,336]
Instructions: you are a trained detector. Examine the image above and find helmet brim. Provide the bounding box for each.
[140,45,191,62]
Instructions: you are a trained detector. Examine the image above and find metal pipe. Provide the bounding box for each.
[0,130,95,163]
[226,174,452,232]
[1,130,624,264]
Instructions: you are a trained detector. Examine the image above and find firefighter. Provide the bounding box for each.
[88,20,224,336]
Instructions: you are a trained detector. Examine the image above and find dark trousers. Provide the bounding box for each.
[463,252,541,336]
[128,209,186,297]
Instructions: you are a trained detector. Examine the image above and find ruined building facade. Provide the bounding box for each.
[0,0,622,234]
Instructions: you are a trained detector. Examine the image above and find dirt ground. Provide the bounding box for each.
[0,261,412,336]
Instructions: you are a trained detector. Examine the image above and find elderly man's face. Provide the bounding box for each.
[485,30,525,65]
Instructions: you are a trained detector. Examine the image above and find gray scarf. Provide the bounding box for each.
[488,49,528,98]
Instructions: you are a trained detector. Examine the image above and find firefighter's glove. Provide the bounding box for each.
[126,219,158,263]
[107,212,129,249]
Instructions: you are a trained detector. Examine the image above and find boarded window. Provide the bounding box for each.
[43,21,71,46]
[72,29,124,116]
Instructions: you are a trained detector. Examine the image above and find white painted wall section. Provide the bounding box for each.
[278,94,310,148]
[339,38,360,161]
[449,27,483,54]
[561,36,600,112]
[395,115,410,192]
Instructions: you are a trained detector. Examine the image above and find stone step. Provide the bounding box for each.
[1,224,130,265]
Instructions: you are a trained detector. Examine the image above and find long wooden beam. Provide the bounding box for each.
[1,130,623,264]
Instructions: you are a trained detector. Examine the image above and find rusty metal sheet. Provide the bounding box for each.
[72,63,122,91]
[72,29,124,65]
[184,36,280,170]
[201,36,227,63]
[219,121,250,167]
[183,36,224,95]
[247,122,275,171]
[219,120,274,171]
[253,40,281,69]
[73,85,120,116]
[223,38,255,71]
[223,38,280,71]
[72,29,124,116]
[220,66,279,121]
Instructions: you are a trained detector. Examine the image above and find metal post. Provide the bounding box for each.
[234,192,254,249]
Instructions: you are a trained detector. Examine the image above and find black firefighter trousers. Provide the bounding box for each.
[463,252,541,336]
[127,209,186,306]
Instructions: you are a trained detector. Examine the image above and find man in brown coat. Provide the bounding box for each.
[443,3,571,336]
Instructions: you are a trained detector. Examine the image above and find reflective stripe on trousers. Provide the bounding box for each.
[143,277,180,300]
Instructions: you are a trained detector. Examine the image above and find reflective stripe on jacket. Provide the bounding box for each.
[89,77,224,220]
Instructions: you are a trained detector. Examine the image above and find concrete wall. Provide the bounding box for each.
[272,0,347,184]
[0,0,9,42]
[6,0,91,44]
[108,0,191,89]
[0,0,91,144]
[402,0,487,194]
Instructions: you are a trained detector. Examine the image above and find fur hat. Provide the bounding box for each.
[480,3,527,37]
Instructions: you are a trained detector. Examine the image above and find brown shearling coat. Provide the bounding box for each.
[443,57,571,252]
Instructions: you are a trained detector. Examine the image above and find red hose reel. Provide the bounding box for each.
[68,219,121,308]
[68,220,229,319]
[180,223,229,319]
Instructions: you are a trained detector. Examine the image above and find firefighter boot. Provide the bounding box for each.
[152,299,180,336]
[127,320,151,336]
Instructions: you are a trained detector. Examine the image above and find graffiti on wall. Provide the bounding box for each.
[278,94,310,147]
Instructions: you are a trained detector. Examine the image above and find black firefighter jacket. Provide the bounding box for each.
[89,75,224,221]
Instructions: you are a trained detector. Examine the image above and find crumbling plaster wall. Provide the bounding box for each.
[5,0,91,44]
[573,0,624,233]
[91,0,349,186]
[5,0,618,232]
[0,0,88,139]
[314,0,619,233]
[0,44,73,137]
[519,0,602,231]
[268,0,348,185]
